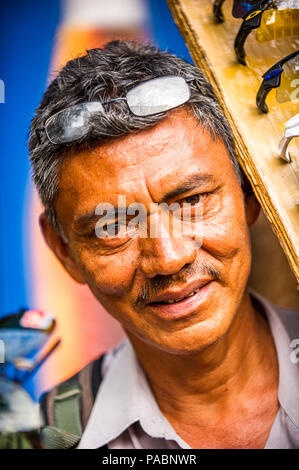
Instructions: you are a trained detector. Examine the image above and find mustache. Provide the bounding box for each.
[134,261,221,307]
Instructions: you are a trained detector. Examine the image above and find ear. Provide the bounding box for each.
[241,173,260,226]
[39,213,85,284]
[244,192,260,226]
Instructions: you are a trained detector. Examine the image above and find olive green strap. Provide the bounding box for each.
[39,353,106,448]
[53,381,82,437]
[41,426,80,449]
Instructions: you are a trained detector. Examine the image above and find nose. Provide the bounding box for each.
[138,213,197,278]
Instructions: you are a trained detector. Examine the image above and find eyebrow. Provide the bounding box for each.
[73,212,100,231]
[160,173,215,202]
[73,174,215,231]
[73,206,129,231]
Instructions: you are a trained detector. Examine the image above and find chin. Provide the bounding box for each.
[140,305,236,356]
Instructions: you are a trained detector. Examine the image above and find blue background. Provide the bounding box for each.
[0,0,192,317]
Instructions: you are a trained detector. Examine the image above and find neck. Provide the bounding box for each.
[126,291,278,424]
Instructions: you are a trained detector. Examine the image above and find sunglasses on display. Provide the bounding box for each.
[213,0,263,23]
[278,113,299,162]
[36,76,203,146]
[234,0,299,65]
[256,49,299,112]
[213,0,226,23]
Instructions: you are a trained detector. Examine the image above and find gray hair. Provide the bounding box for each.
[28,40,241,240]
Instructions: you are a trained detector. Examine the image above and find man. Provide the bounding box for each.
[29,41,299,449]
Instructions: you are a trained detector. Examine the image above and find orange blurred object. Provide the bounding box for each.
[30,2,149,395]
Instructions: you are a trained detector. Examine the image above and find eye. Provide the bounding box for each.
[84,221,128,240]
[102,222,129,238]
[182,194,203,205]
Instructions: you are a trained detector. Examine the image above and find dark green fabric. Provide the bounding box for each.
[41,426,80,449]
[0,432,36,449]
[53,381,82,437]
[39,353,106,449]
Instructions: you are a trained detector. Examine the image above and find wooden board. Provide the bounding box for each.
[167,0,299,283]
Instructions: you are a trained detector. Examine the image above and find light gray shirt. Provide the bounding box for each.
[78,291,299,449]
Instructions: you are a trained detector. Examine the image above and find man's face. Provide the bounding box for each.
[51,108,256,355]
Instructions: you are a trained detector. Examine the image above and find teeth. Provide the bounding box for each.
[163,288,200,304]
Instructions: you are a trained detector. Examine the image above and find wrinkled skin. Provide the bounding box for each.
[41,108,279,448]
[43,108,259,353]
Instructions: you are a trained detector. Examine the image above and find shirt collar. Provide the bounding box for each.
[78,291,299,448]
[78,337,188,449]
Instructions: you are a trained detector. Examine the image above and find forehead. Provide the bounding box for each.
[56,109,234,217]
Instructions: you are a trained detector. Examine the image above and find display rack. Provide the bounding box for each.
[167,0,299,283]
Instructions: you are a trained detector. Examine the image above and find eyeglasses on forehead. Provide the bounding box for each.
[256,49,299,113]
[234,0,299,66]
[36,75,204,146]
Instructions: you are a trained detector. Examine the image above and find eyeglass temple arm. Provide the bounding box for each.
[278,49,299,68]
[256,69,282,113]
[102,97,126,105]
[278,115,299,163]
[278,135,293,163]
[234,28,253,65]
[234,2,267,66]
[256,50,299,113]
[213,0,226,23]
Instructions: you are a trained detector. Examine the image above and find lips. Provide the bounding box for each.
[155,286,202,304]
[146,279,215,321]
[147,279,212,305]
